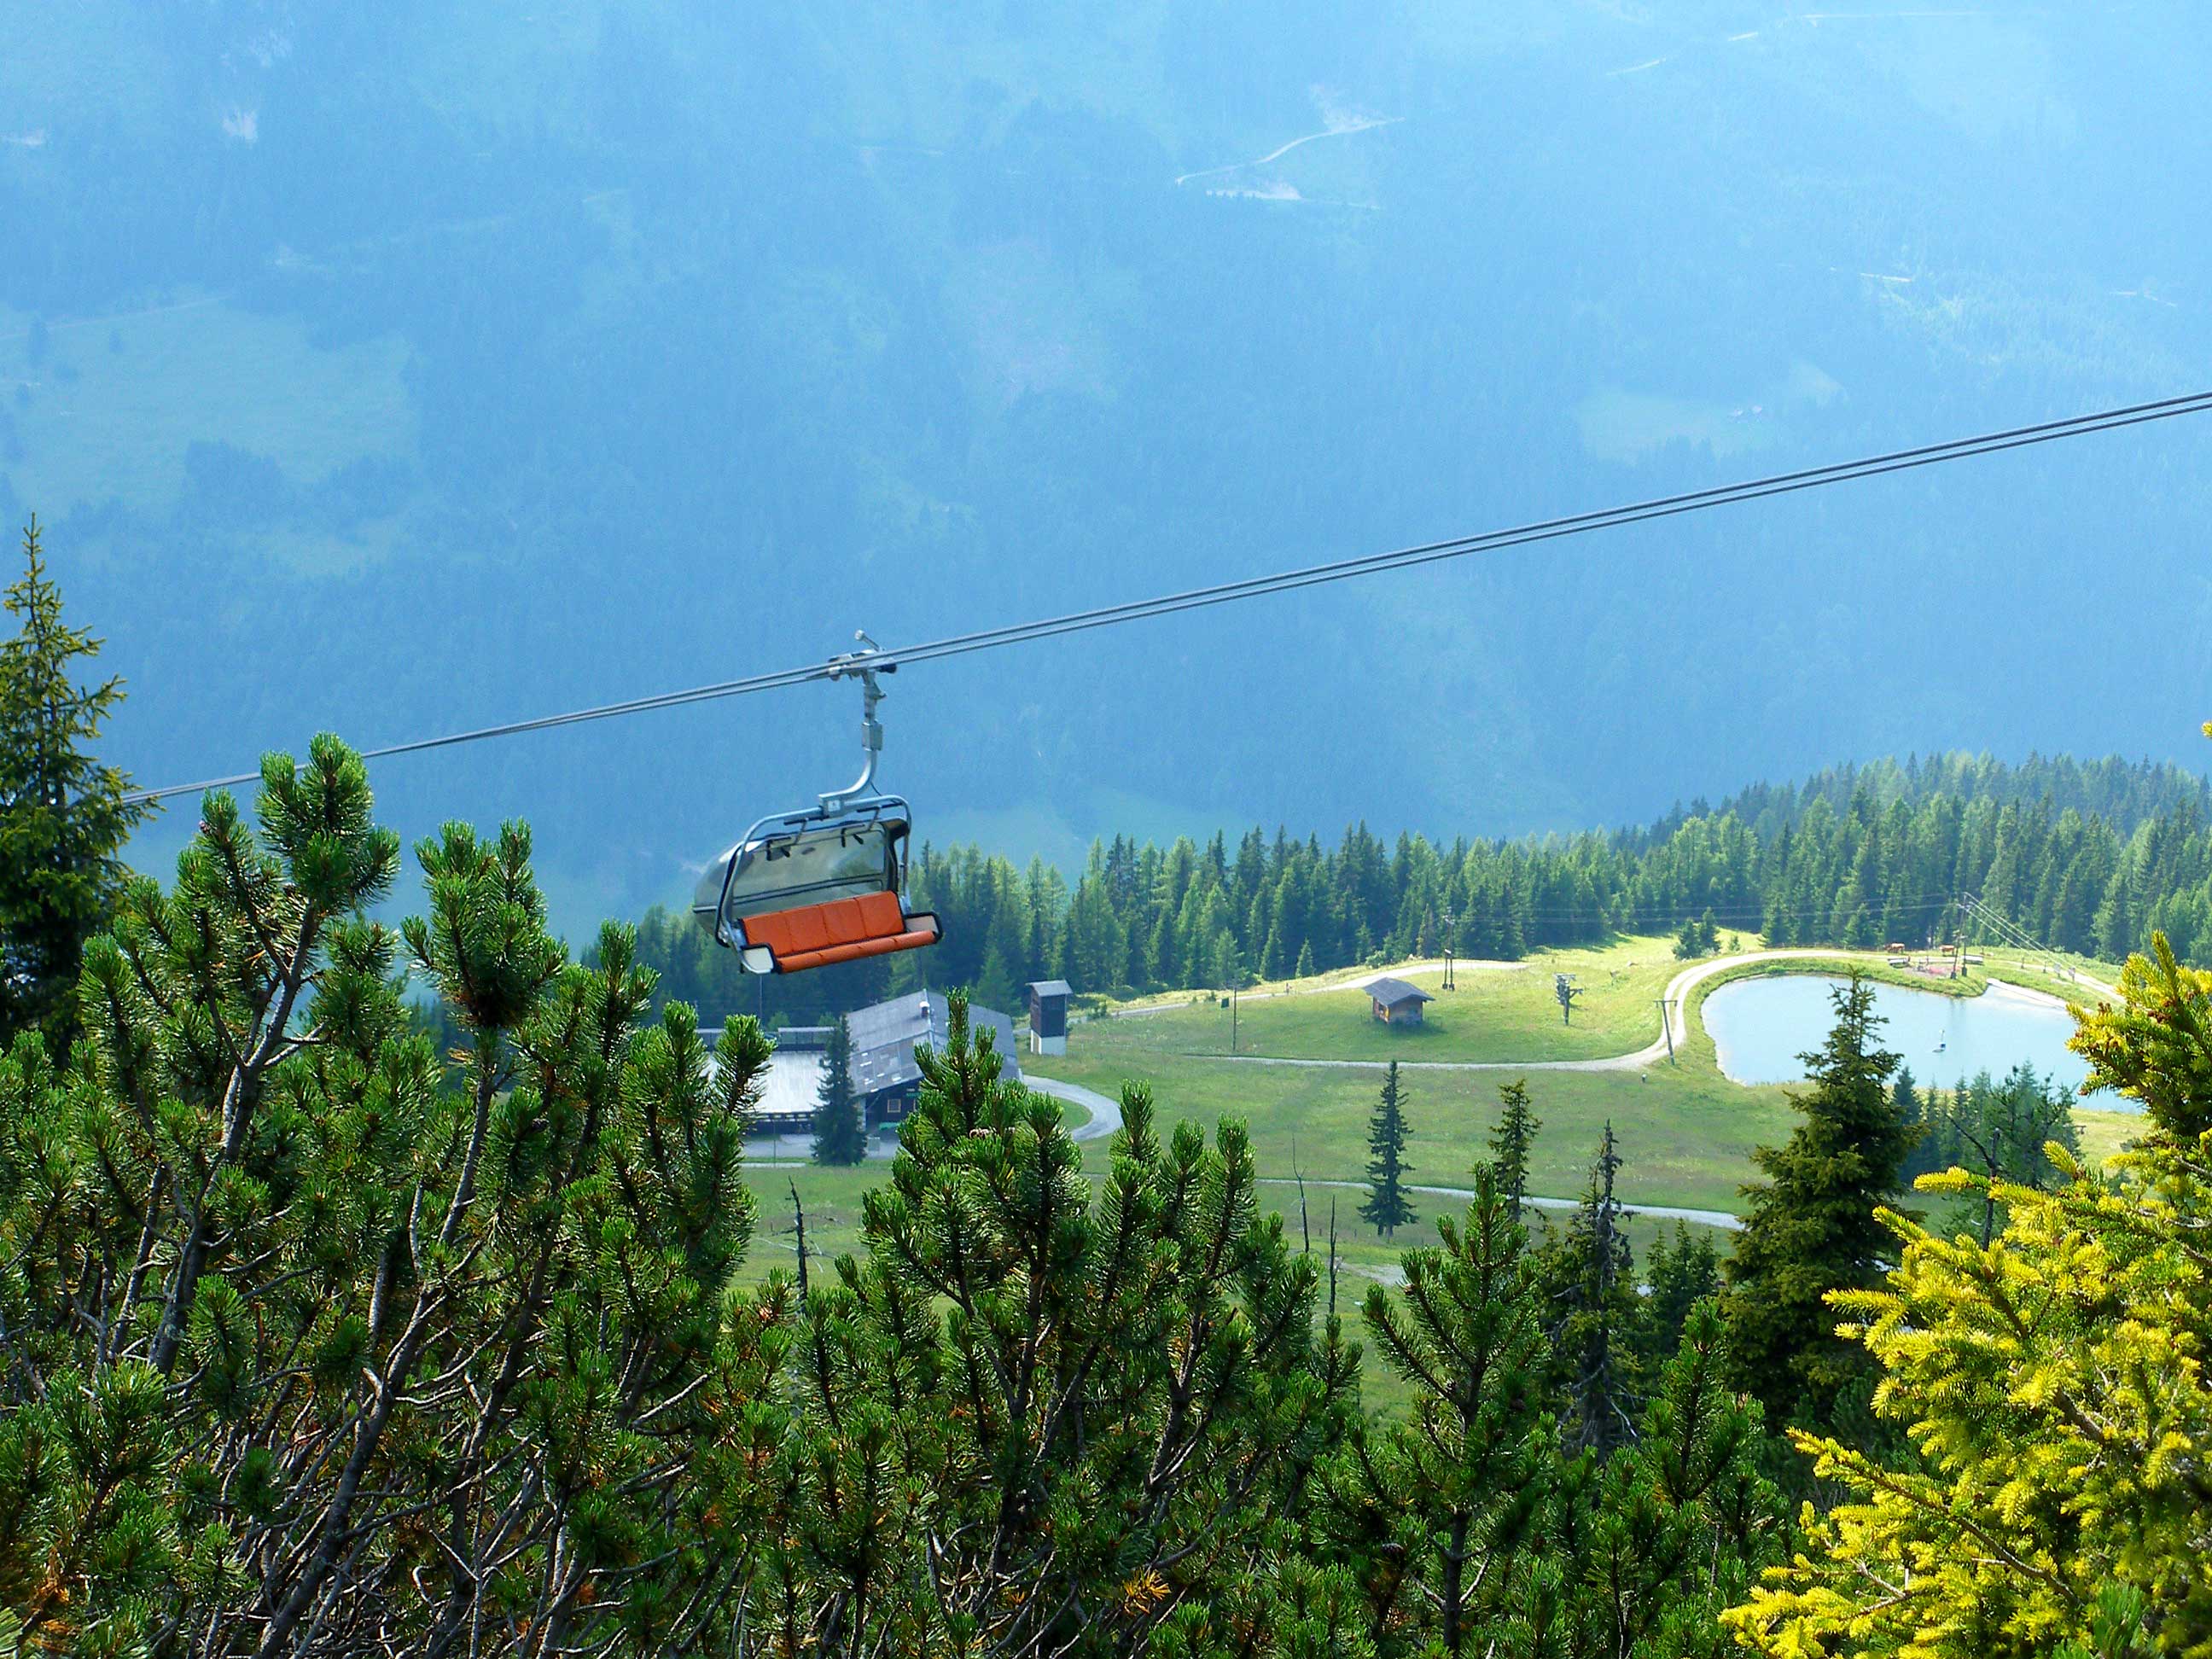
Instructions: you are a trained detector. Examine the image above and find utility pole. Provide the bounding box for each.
[1442,905,1457,991]
[1230,989,1237,1055]
[1555,973,1584,1026]
[1654,997,1675,1062]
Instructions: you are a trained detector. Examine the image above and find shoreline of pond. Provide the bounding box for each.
[1700,969,2131,1111]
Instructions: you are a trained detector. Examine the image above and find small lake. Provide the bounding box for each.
[1702,974,2128,1109]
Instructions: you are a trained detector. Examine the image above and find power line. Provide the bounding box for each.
[126,390,2212,806]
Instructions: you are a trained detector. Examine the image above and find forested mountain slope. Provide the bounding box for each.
[637,751,2212,1026]
[6,5,2210,923]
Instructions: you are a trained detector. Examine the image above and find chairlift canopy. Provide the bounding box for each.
[690,642,943,975]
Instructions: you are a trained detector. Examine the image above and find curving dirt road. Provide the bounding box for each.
[1021,1074,1124,1143]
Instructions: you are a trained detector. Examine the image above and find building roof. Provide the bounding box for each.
[755,1049,828,1121]
[1365,976,1435,1009]
[1027,979,1073,998]
[845,991,1021,1097]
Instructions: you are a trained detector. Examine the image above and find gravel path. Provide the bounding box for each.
[1020,1074,1125,1142]
[1259,1176,1741,1231]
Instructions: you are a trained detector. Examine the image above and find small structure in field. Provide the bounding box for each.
[1027,979,1072,1056]
[1366,977,1435,1027]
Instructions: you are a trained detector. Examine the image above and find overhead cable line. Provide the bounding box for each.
[126,390,2212,805]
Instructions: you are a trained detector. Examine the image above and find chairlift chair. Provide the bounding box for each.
[691,637,942,975]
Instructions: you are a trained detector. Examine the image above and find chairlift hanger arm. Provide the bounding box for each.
[820,630,895,815]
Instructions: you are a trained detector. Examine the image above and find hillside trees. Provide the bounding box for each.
[1901,1062,2080,1242]
[1341,1169,1555,1656]
[1635,1222,1720,1376]
[630,754,2212,1026]
[1344,1171,1786,1659]
[783,1001,1362,1654]
[1540,1301,1784,1659]
[1541,1123,1639,1457]
[1725,931,2212,1656]
[1490,1077,1540,1214]
[0,738,790,1656]
[1671,909,1720,960]
[0,515,148,1053]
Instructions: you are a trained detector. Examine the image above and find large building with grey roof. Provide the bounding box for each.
[731,991,1022,1137]
[846,990,1021,1124]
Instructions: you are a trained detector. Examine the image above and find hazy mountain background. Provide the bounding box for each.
[3,3,2208,931]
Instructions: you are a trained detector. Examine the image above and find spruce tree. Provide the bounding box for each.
[1720,973,1913,1424]
[1548,1121,1639,1456]
[1636,1220,1720,1374]
[0,515,148,1053]
[1488,1075,1540,1214]
[1730,939,2212,1657]
[1892,1064,1936,1179]
[812,1011,865,1164]
[1360,1058,1416,1239]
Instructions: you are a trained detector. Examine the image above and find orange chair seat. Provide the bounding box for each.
[740,891,940,973]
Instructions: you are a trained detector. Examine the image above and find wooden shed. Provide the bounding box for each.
[1027,980,1073,1055]
[1366,976,1435,1027]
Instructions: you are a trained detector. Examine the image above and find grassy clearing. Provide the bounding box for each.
[1086,936,1689,1065]
[1034,938,1802,1216]
[1688,954,1982,1004]
[1040,939,2139,1220]
[1,294,416,572]
[1043,1051,1790,1218]
[2071,1109,2141,1169]
[1959,952,2124,1010]
[742,1162,884,1283]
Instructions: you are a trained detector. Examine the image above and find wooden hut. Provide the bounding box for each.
[1366,976,1435,1027]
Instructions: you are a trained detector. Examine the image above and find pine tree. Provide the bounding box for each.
[812,1012,865,1164]
[1488,1076,1540,1215]
[795,997,1358,1654]
[0,738,787,1656]
[1342,1167,1553,1656]
[1720,973,1912,1424]
[1360,1058,1416,1240]
[0,515,148,1053]
[1557,1301,1785,1656]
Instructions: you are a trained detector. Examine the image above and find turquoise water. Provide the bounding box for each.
[1701,975,2128,1109]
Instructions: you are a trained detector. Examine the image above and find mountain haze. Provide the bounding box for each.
[3,3,2208,926]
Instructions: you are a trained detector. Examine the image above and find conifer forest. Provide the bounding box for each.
[9,9,2212,1655]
